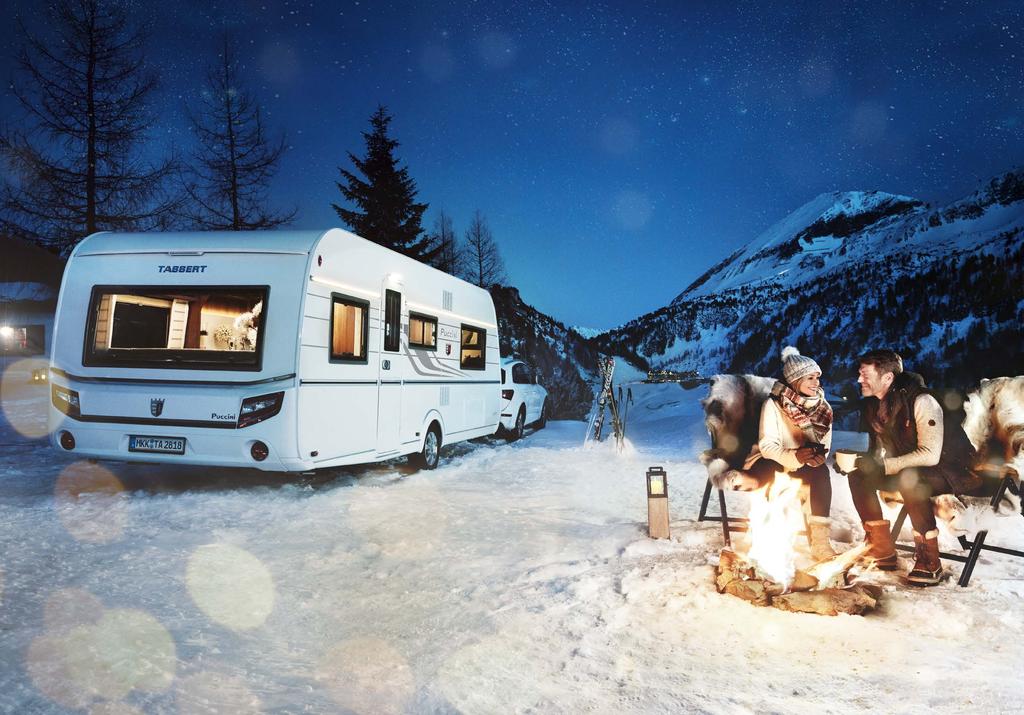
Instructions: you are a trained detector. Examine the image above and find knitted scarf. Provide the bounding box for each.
[771,380,833,444]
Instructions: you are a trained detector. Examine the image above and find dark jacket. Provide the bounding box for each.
[860,371,980,493]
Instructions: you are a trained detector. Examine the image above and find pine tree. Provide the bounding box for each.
[0,0,177,254]
[180,36,295,231]
[464,210,507,288]
[429,209,464,276]
[332,106,436,262]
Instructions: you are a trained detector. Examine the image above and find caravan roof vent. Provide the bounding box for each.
[443,290,453,312]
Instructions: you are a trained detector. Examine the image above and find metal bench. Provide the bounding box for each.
[889,464,1022,587]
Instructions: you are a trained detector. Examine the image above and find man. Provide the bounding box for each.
[845,349,979,586]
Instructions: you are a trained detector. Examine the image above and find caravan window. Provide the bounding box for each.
[330,294,369,363]
[460,324,486,370]
[409,313,437,350]
[84,286,268,370]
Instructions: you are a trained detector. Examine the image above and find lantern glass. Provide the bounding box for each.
[646,467,667,498]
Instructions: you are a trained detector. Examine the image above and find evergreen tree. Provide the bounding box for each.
[0,0,177,254]
[332,106,436,262]
[180,36,295,230]
[429,209,464,276]
[464,210,507,288]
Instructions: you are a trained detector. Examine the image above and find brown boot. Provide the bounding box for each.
[862,520,898,571]
[906,529,944,586]
[808,516,838,561]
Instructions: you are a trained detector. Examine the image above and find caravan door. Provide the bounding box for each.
[376,283,403,456]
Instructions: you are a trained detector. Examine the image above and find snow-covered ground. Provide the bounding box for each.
[1,360,1022,714]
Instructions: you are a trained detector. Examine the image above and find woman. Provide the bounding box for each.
[736,346,836,560]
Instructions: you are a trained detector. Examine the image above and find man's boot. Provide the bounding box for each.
[906,529,943,586]
[808,516,838,561]
[862,520,898,570]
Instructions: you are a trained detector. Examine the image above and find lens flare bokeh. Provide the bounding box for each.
[186,543,276,631]
[54,461,128,544]
[317,638,414,715]
[1,357,52,439]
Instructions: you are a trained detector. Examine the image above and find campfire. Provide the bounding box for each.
[715,472,883,616]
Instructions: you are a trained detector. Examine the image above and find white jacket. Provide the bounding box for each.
[744,397,833,472]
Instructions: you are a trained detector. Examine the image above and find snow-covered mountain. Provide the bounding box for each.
[592,170,1024,388]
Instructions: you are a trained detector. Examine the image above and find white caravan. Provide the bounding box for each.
[48,229,501,471]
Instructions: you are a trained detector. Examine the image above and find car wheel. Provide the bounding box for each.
[506,407,525,442]
[412,424,442,469]
[536,401,547,429]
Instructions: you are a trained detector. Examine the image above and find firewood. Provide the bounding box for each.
[771,586,879,616]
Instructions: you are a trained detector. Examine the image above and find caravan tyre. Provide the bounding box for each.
[413,425,442,470]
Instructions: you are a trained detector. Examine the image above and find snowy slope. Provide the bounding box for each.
[1,367,1021,713]
[594,169,1024,386]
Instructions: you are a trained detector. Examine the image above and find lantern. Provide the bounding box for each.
[646,466,670,539]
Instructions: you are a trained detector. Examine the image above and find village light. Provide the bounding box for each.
[646,466,670,539]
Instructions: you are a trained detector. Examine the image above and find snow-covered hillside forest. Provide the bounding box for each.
[590,172,1024,391]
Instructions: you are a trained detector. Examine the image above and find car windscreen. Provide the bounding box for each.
[84,286,268,370]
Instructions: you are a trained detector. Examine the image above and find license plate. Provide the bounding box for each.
[129,435,186,455]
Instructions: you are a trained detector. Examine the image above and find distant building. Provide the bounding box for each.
[0,235,65,357]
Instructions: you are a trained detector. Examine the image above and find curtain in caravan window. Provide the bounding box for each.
[409,313,437,349]
[460,324,486,370]
[331,297,367,361]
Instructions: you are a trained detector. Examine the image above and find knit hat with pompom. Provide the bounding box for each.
[781,346,821,385]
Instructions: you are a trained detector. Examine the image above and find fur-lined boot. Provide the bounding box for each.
[808,516,838,561]
[862,520,898,571]
[906,529,944,586]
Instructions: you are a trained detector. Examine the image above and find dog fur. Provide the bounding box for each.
[699,374,775,489]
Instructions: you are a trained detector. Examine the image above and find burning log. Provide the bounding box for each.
[715,547,882,616]
[772,583,884,617]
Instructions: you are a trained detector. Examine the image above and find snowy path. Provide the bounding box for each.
[1,369,1023,714]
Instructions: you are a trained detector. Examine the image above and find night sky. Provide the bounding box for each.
[3,1,1023,328]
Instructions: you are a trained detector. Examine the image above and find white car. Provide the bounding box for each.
[499,358,548,441]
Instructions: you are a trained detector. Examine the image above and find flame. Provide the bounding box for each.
[743,472,804,588]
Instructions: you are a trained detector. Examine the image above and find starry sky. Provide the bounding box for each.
[2,1,1023,328]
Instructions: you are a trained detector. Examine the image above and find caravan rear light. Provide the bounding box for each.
[237,391,284,428]
[501,389,514,401]
[250,441,269,461]
[52,385,81,418]
[59,431,76,450]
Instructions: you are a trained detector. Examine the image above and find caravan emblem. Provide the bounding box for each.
[150,398,165,417]
[445,344,452,356]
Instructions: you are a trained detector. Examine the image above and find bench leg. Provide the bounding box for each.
[718,488,731,547]
[890,505,909,540]
[957,530,988,587]
[698,478,713,522]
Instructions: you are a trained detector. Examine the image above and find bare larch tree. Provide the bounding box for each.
[0,0,177,254]
[464,210,507,288]
[429,209,464,276]
[180,36,295,231]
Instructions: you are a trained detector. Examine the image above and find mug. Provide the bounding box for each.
[834,449,860,473]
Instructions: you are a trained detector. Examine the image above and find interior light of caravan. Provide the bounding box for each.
[0,326,12,338]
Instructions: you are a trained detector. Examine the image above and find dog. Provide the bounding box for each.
[699,374,775,490]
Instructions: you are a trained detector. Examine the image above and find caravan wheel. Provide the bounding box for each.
[412,424,442,470]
